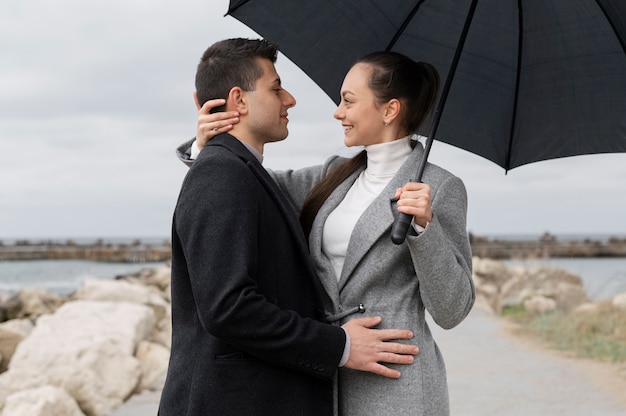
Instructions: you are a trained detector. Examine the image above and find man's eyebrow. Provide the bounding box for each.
[273,78,282,86]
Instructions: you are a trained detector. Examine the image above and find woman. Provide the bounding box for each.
[182,51,474,416]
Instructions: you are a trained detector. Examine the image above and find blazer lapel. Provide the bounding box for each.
[308,168,362,305]
[337,144,425,290]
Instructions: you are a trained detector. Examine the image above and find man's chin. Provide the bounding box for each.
[268,130,289,143]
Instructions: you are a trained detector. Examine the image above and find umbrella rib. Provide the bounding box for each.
[594,0,626,55]
[226,0,251,15]
[385,0,428,51]
[504,0,525,172]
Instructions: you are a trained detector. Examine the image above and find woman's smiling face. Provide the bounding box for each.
[333,63,389,147]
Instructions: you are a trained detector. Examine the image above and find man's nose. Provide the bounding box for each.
[282,90,296,108]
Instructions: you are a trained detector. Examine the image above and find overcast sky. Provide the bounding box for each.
[1,0,625,242]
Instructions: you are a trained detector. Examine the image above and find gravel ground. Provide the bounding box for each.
[112,306,626,416]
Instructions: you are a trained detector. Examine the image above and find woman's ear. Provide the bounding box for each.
[383,98,402,125]
[228,87,249,115]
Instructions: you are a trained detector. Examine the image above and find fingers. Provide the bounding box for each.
[377,350,418,365]
[344,315,382,329]
[200,116,239,134]
[395,182,432,226]
[355,349,416,379]
[196,103,240,149]
[342,316,420,378]
[377,340,419,356]
[199,98,239,134]
[199,98,226,114]
[375,328,415,341]
[365,363,402,379]
[396,182,430,201]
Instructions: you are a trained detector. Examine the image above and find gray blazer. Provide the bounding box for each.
[270,142,475,416]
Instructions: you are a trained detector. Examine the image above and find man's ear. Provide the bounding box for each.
[383,98,402,125]
[228,87,249,115]
[193,91,201,111]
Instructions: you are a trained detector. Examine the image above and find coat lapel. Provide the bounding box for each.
[335,144,425,291]
[209,135,317,281]
[308,168,361,305]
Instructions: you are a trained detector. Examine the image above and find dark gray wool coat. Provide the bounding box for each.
[160,134,346,416]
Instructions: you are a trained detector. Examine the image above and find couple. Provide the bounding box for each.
[159,38,474,416]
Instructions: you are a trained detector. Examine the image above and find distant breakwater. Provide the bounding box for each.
[1,233,626,262]
[0,239,171,262]
[470,233,626,259]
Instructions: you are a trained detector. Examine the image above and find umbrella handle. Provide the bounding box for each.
[390,198,418,244]
[390,136,432,245]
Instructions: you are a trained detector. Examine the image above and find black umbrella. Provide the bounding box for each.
[226,0,626,243]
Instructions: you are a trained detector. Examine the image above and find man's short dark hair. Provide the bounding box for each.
[195,38,279,113]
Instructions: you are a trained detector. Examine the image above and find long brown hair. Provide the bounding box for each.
[299,52,440,239]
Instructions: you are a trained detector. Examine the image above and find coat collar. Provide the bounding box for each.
[205,133,258,164]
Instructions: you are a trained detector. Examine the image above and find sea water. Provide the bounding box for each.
[503,257,626,300]
[0,259,165,295]
[1,257,625,300]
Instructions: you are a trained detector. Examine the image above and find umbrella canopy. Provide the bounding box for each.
[227,0,626,171]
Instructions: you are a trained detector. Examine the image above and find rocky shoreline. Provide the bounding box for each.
[1,242,625,415]
[2,233,626,263]
[0,266,172,416]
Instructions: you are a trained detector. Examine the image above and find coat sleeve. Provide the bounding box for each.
[173,153,346,379]
[406,174,475,329]
[268,155,345,211]
[175,138,195,167]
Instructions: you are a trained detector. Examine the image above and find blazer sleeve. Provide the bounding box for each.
[406,174,475,329]
[174,152,346,379]
[175,138,195,167]
[268,155,346,212]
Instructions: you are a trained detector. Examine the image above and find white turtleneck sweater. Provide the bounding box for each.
[322,137,413,281]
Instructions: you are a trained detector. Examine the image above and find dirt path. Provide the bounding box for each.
[431,306,626,415]
[113,306,626,415]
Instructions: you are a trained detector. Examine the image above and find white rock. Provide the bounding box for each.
[0,319,34,372]
[150,315,172,349]
[573,302,600,315]
[1,385,84,416]
[0,300,155,416]
[147,264,172,291]
[5,288,65,320]
[0,318,34,335]
[73,279,169,321]
[612,291,626,312]
[523,295,557,314]
[472,257,511,284]
[135,340,170,392]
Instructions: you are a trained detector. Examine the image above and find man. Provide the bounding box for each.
[158,38,418,416]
